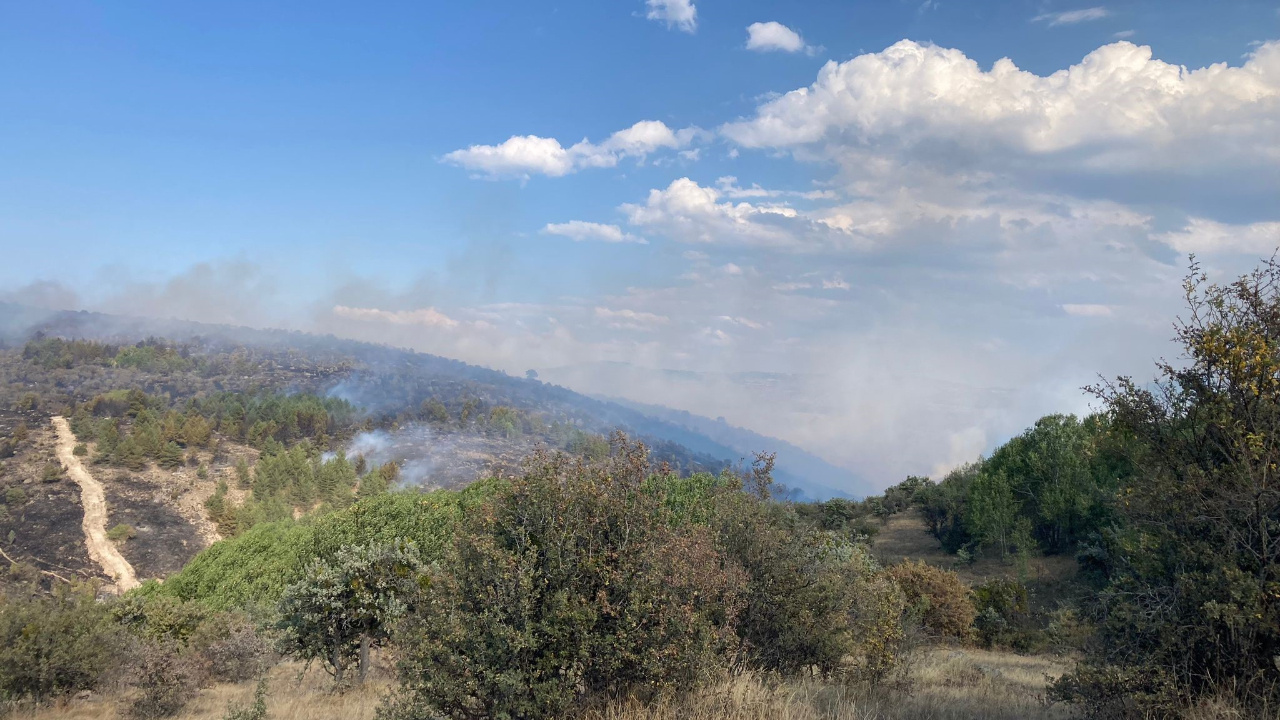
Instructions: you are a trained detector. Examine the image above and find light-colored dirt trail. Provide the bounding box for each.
[52,416,139,592]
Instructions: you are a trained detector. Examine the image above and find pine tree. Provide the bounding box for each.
[158,441,185,470]
[117,435,146,470]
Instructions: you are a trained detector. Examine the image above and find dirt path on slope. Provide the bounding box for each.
[52,416,139,592]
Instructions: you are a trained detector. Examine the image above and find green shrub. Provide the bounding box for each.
[72,443,88,456]
[113,595,272,684]
[710,490,863,678]
[137,521,314,611]
[886,560,975,642]
[113,594,211,645]
[971,577,1029,648]
[4,487,27,506]
[844,547,909,684]
[108,523,137,543]
[383,443,742,720]
[146,485,495,611]
[191,613,272,683]
[0,586,122,701]
[41,462,64,483]
[1054,259,1280,716]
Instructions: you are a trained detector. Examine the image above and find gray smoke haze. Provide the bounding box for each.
[333,424,522,489]
[0,245,1246,493]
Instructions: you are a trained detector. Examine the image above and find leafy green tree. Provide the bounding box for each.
[965,469,1024,558]
[315,452,356,505]
[915,463,978,553]
[234,456,252,489]
[116,435,147,470]
[275,540,425,684]
[181,413,212,447]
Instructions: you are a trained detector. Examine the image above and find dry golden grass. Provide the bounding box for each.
[577,646,1075,720]
[3,662,390,720]
[5,647,1074,720]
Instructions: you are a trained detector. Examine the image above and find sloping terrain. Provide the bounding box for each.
[601,395,862,499]
[0,303,858,497]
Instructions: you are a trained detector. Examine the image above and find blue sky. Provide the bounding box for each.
[3,1,1280,490]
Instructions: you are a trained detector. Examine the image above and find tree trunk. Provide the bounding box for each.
[359,635,370,683]
[332,640,344,685]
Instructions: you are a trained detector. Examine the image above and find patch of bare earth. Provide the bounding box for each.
[52,416,138,592]
[108,440,257,550]
[100,472,202,579]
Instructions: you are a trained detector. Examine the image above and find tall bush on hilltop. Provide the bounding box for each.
[1054,258,1280,716]
[383,438,744,720]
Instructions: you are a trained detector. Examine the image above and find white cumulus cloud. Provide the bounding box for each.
[746,21,815,55]
[623,177,834,249]
[444,120,700,179]
[594,306,670,330]
[332,305,459,329]
[542,221,647,244]
[645,0,697,33]
[721,39,1280,171]
[1062,303,1113,317]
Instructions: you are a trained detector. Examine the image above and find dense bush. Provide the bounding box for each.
[112,594,273,686]
[384,442,744,720]
[711,483,869,678]
[126,641,202,719]
[886,560,975,642]
[1054,259,1280,715]
[189,612,273,683]
[384,441,913,720]
[971,577,1029,649]
[0,586,122,701]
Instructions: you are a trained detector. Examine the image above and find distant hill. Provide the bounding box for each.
[0,303,856,499]
[599,395,860,500]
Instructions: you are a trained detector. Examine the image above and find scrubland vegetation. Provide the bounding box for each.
[4,258,1280,718]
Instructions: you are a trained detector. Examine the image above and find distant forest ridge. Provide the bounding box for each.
[0,303,865,499]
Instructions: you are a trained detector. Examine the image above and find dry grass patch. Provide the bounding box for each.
[6,648,1074,720]
[579,647,1074,720]
[3,662,389,720]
